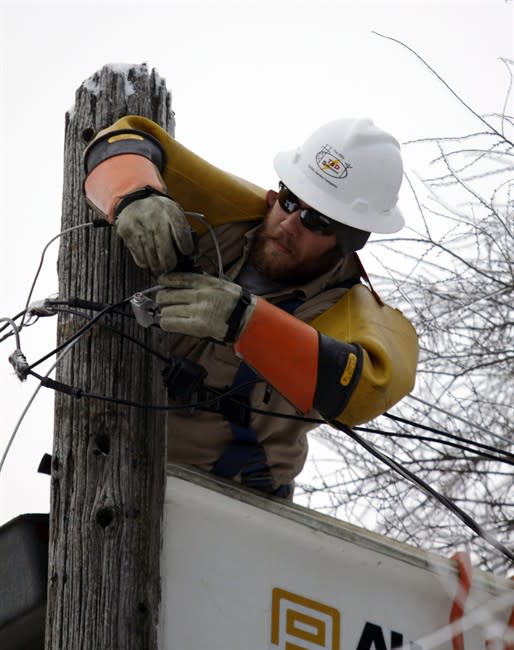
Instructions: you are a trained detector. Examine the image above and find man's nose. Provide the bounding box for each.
[280,210,302,235]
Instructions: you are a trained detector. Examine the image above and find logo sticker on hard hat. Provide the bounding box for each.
[315,145,351,179]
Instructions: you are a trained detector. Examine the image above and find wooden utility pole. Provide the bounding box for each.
[46,64,173,649]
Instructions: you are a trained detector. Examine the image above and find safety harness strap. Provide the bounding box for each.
[212,356,274,489]
[212,297,304,497]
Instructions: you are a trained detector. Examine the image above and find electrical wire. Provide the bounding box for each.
[18,300,510,465]
[184,211,224,278]
[330,421,514,564]
[0,311,41,344]
[23,356,514,467]
[20,213,221,369]
[12,289,512,466]
[1,289,162,477]
[356,427,514,466]
[382,413,514,462]
[19,222,94,330]
[26,371,263,415]
[235,400,514,464]
[0,338,80,476]
[406,393,513,446]
[248,407,514,465]
[44,304,169,362]
[8,300,514,466]
[0,317,22,351]
[0,309,27,338]
[31,298,503,470]
[25,297,132,374]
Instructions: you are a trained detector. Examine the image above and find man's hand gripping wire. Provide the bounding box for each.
[130,286,163,328]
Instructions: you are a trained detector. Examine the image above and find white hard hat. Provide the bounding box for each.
[273,118,404,234]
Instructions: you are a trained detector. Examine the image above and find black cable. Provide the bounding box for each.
[330,420,514,565]
[384,412,514,460]
[239,403,514,464]
[26,298,132,374]
[0,309,26,333]
[356,427,514,466]
[27,355,514,466]
[14,298,510,469]
[12,295,511,465]
[223,398,514,463]
[231,402,326,425]
[47,305,169,362]
[50,297,136,321]
[29,371,262,413]
[0,310,31,343]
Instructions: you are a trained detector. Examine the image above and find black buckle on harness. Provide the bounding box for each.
[162,357,207,411]
[219,393,251,428]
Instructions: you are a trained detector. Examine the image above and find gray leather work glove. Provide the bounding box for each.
[157,273,256,343]
[116,195,195,274]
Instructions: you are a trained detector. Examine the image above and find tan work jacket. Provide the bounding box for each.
[166,219,361,491]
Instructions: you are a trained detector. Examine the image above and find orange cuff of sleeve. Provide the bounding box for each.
[83,154,166,223]
[234,297,319,413]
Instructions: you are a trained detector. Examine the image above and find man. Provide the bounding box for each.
[83,116,418,497]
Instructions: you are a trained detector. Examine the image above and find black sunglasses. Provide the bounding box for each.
[277,182,336,236]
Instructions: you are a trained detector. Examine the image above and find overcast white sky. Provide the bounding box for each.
[0,0,512,525]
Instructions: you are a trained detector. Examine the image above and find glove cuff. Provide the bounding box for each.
[224,288,254,343]
[84,129,165,175]
[114,185,174,219]
[83,130,167,223]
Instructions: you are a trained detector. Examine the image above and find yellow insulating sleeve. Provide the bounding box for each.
[92,116,268,229]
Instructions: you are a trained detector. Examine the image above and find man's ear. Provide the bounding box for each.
[266,189,278,207]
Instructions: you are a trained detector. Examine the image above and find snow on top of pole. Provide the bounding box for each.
[81,62,163,98]
[69,62,164,118]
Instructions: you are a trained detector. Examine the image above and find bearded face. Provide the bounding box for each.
[249,191,341,285]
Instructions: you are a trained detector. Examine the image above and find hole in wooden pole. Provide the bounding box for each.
[95,506,115,528]
[92,433,110,456]
[81,127,95,143]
